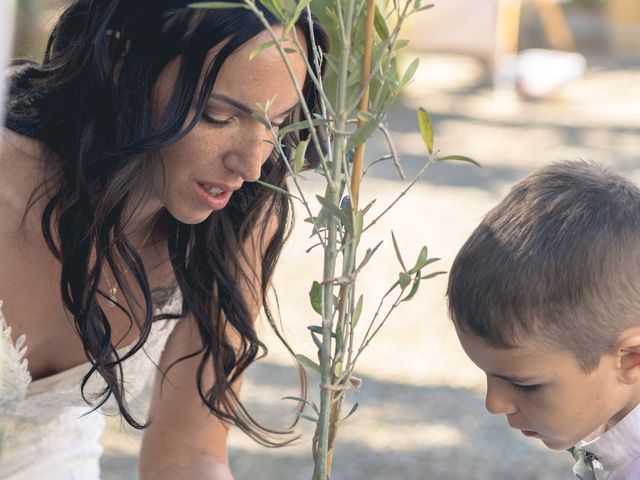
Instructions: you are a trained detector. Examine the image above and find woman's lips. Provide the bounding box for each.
[195,181,234,210]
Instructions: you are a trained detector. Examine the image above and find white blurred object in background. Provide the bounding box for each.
[495,48,587,99]
[0,0,16,124]
[407,0,584,99]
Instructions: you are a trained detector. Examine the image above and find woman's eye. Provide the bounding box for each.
[512,383,541,393]
[202,112,234,127]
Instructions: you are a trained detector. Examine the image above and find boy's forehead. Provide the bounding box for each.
[455,326,563,378]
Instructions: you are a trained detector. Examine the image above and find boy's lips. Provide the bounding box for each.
[509,420,539,438]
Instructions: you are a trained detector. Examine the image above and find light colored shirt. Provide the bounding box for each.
[577,403,640,480]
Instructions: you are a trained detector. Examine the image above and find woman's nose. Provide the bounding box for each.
[485,376,518,415]
[227,127,272,182]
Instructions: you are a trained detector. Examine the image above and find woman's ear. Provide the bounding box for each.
[615,327,640,385]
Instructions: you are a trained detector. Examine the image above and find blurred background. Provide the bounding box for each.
[8,0,640,478]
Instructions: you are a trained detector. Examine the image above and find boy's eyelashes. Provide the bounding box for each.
[511,383,541,393]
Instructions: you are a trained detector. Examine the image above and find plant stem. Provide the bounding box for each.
[350,0,376,210]
[314,0,356,476]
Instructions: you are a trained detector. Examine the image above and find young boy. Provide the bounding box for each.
[447,160,640,480]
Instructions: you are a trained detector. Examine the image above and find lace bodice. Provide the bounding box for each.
[0,293,182,479]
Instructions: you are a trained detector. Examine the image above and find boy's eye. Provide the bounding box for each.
[512,383,541,393]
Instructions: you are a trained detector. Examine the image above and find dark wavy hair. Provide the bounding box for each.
[5,0,327,445]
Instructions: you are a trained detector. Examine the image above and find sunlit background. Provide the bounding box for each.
[8,1,640,479]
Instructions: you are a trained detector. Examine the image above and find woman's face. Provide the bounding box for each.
[150,26,308,225]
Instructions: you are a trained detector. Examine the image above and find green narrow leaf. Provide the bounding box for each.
[334,361,343,377]
[280,0,297,12]
[390,56,401,85]
[296,354,321,373]
[416,3,435,12]
[277,118,328,138]
[400,57,420,88]
[391,231,407,271]
[293,139,309,174]
[352,294,363,328]
[309,281,323,315]
[341,402,359,422]
[374,6,389,40]
[346,117,381,151]
[356,111,375,123]
[256,180,291,197]
[282,396,320,415]
[258,0,285,19]
[307,325,323,334]
[417,107,434,155]
[322,52,340,75]
[421,271,447,280]
[408,246,429,274]
[363,156,392,176]
[292,0,312,21]
[310,331,323,350]
[316,195,350,227]
[437,155,480,167]
[189,2,247,9]
[362,199,376,216]
[356,241,383,273]
[252,112,272,129]
[399,272,412,289]
[353,210,364,243]
[402,273,421,302]
[249,40,276,60]
[298,413,319,423]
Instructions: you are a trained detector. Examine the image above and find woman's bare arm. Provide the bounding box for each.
[139,212,279,479]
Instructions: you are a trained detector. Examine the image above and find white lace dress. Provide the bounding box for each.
[0,294,182,479]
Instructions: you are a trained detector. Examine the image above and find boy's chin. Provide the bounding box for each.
[539,437,576,451]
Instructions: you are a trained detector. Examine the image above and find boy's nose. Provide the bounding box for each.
[485,376,517,415]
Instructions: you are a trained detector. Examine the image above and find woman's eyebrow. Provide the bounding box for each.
[210,93,300,118]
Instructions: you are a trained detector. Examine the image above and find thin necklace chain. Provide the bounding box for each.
[103,226,154,308]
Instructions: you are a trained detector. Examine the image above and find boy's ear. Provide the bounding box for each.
[615,327,640,385]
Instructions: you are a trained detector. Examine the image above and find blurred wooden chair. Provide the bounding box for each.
[494,0,576,63]
[494,0,586,99]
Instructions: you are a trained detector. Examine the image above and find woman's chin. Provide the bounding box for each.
[168,208,215,225]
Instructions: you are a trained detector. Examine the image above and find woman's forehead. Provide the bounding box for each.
[205,27,307,110]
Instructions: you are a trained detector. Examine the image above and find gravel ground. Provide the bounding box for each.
[101,13,640,480]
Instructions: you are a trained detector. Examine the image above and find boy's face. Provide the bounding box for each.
[455,327,640,450]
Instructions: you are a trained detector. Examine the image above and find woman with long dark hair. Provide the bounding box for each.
[0,1,327,478]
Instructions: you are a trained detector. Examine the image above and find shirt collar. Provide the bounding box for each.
[577,403,640,474]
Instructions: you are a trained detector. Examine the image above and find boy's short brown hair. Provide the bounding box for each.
[447,160,640,371]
